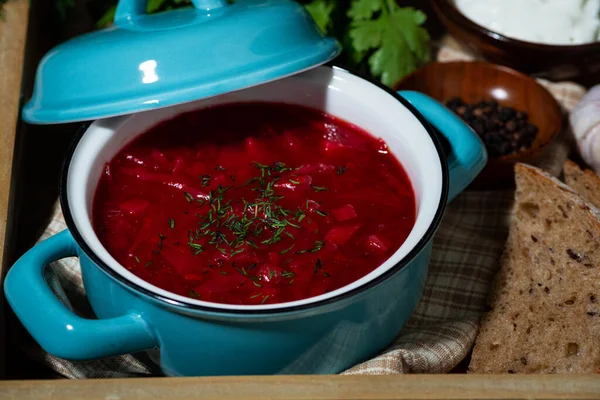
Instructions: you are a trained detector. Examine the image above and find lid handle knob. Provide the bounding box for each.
[114,0,227,26]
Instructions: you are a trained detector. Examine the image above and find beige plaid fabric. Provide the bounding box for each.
[20,37,587,378]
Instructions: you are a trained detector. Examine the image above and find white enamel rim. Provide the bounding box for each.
[64,66,445,312]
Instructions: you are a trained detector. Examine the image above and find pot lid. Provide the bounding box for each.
[22,0,341,124]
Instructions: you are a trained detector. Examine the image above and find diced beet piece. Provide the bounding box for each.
[282,131,299,150]
[229,248,257,264]
[161,246,193,273]
[189,162,208,177]
[319,241,339,257]
[267,252,281,265]
[212,173,227,186]
[256,263,283,284]
[307,277,329,298]
[217,147,247,169]
[128,218,154,253]
[274,174,312,191]
[332,204,357,222]
[183,273,205,281]
[172,157,185,174]
[304,199,320,212]
[296,175,312,186]
[197,274,244,294]
[118,168,209,200]
[296,163,335,174]
[244,137,267,158]
[365,234,389,255]
[376,139,389,154]
[323,140,346,153]
[150,149,170,166]
[299,216,319,233]
[325,224,361,247]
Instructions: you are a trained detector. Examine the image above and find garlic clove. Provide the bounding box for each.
[582,85,600,103]
[578,122,600,175]
[570,84,600,173]
[569,99,600,139]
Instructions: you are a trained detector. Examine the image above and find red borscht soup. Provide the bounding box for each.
[93,102,416,305]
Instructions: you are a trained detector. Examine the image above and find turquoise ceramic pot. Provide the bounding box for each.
[5,66,486,376]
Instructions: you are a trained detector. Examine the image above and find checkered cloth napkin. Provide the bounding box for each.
[20,37,587,378]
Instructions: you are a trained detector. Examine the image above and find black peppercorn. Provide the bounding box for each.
[445,98,539,157]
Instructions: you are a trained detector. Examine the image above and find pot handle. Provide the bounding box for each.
[114,0,227,27]
[4,230,158,360]
[398,91,487,202]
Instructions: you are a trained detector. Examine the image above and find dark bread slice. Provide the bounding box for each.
[469,163,600,374]
[564,160,600,209]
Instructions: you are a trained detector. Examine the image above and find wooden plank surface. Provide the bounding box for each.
[0,0,30,379]
[0,0,28,268]
[1,375,600,399]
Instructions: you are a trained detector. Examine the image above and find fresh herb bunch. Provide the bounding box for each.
[49,0,430,86]
[305,0,430,86]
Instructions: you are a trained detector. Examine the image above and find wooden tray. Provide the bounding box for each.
[0,375,599,399]
[0,0,29,379]
[0,1,599,398]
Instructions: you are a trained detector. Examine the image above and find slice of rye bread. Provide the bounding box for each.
[564,159,600,209]
[469,163,600,374]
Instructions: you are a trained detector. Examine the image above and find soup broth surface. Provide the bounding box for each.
[93,102,416,305]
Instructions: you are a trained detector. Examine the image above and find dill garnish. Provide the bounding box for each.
[157,233,166,250]
[311,185,328,192]
[200,174,211,187]
[188,242,204,255]
[280,244,294,254]
[314,258,323,274]
[315,209,328,217]
[182,160,322,258]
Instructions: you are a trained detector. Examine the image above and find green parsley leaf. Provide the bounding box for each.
[347,0,380,21]
[96,5,117,28]
[349,3,430,86]
[349,18,382,52]
[391,7,430,64]
[304,0,335,34]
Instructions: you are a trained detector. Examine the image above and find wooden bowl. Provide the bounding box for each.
[430,0,600,87]
[394,61,563,189]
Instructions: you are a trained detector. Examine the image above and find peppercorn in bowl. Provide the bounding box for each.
[394,61,563,188]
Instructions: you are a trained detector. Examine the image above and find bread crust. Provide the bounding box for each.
[469,163,600,374]
[564,160,600,209]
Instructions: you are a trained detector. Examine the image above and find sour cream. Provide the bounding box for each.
[455,0,600,45]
